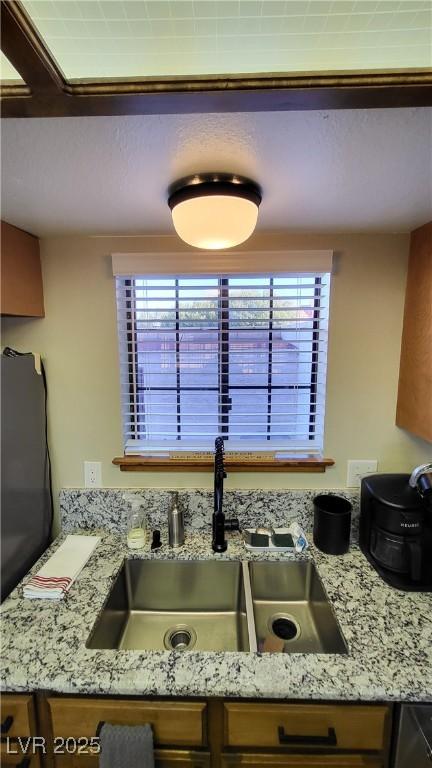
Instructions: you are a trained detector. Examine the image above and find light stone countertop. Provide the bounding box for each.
[1,528,431,702]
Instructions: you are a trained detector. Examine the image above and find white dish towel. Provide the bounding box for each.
[23,534,100,600]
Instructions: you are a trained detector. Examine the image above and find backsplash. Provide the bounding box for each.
[60,488,360,538]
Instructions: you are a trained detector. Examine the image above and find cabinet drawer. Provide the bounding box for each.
[221,755,382,768]
[48,698,207,746]
[0,756,41,767]
[54,749,211,768]
[0,695,36,738]
[224,703,389,751]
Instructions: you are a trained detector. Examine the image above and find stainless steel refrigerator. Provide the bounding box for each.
[1,350,52,601]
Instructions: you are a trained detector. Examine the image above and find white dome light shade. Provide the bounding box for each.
[172,195,259,250]
[168,174,262,250]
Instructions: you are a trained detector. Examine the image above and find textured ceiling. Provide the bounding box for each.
[1,0,429,80]
[1,108,431,236]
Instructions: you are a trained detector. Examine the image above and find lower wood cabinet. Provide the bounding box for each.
[220,756,382,767]
[2,694,391,768]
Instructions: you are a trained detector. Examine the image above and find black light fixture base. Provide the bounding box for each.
[168,172,262,210]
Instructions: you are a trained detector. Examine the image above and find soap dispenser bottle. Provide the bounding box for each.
[123,494,147,550]
[168,492,184,548]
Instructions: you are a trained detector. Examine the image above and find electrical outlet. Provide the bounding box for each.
[84,461,102,488]
[347,460,378,488]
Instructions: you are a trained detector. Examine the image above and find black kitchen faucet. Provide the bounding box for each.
[212,437,239,552]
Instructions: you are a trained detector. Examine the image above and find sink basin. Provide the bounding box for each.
[249,561,348,654]
[86,559,249,652]
[87,558,347,655]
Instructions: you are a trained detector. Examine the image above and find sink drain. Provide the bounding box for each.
[164,625,197,651]
[269,614,300,642]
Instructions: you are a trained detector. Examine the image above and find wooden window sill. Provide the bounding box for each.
[112,456,334,473]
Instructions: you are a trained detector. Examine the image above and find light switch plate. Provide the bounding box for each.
[347,459,378,488]
[84,461,102,488]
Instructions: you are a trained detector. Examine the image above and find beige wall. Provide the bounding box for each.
[2,232,430,521]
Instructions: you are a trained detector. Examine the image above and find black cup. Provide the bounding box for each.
[313,494,352,555]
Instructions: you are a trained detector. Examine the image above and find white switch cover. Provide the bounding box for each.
[84,461,102,488]
[347,460,378,488]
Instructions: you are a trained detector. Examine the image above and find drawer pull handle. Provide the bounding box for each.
[278,725,337,746]
[1,715,13,734]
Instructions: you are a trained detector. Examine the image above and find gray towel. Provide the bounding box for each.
[99,723,154,768]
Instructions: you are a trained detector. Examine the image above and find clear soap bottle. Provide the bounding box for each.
[123,494,147,550]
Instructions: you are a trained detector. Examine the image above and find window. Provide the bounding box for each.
[116,272,330,455]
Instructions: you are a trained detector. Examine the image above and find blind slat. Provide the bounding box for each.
[124,433,324,439]
[124,439,324,454]
[128,326,328,332]
[118,281,325,289]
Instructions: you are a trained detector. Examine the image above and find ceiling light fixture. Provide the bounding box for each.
[168,173,262,250]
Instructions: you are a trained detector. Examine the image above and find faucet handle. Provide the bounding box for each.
[225,518,239,531]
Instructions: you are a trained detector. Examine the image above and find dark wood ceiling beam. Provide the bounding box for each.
[1,76,432,118]
[0,0,65,93]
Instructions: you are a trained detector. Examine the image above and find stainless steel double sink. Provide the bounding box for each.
[87,560,347,655]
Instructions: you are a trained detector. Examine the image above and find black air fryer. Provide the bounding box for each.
[360,474,432,591]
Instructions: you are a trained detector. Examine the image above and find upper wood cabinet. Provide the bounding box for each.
[1,220,44,317]
[396,221,432,442]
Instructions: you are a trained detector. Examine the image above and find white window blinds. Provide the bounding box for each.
[116,270,331,455]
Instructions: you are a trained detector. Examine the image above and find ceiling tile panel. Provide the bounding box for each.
[19,0,432,79]
[79,2,104,20]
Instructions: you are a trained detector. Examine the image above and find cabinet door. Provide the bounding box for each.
[221,754,382,768]
[0,695,36,738]
[54,748,211,768]
[396,220,432,442]
[0,694,41,767]
[0,221,44,318]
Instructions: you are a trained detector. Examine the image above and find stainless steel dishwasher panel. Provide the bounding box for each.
[394,705,432,768]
